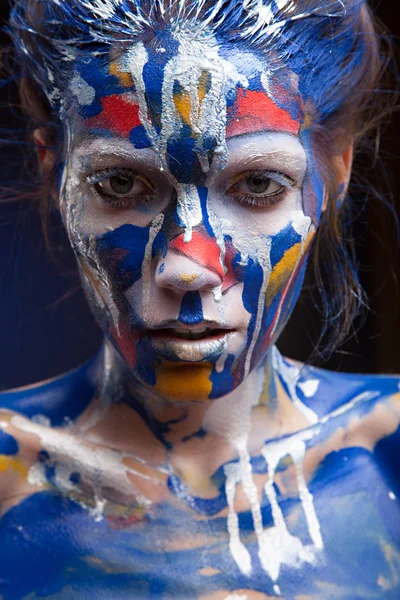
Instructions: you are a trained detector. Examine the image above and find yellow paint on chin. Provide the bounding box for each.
[266,229,315,306]
[179,273,199,284]
[0,455,28,478]
[155,362,213,402]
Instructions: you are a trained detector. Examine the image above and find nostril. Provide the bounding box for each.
[178,291,204,325]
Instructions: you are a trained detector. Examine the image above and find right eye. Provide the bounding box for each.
[92,168,154,196]
[87,168,156,208]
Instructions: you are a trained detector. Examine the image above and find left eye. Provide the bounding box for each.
[228,171,286,199]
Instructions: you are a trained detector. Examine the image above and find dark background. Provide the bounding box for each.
[0,1,399,390]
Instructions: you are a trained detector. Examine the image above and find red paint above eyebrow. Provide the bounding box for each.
[85,94,142,135]
[226,89,300,138]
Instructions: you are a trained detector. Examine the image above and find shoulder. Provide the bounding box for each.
[279,352,400,421]
[0,356,98,427]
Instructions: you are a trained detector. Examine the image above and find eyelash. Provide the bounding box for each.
[86,167,155,208]
[227,170,298,208]
[86,168,297,210]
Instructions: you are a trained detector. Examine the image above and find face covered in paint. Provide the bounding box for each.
[60,32,320,403]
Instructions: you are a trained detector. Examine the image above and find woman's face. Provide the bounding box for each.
[60,33,323,402]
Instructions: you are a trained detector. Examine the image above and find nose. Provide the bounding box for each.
[154,228,224,293]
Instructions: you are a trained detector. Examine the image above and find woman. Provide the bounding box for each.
[0,0,399,598]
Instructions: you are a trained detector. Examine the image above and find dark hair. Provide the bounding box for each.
[5,0,394,358]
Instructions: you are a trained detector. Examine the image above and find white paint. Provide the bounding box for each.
[70,73,96,106]
[273,584,282,596]
[272,347,319,425]
[243,239,271,381]
[260,430,323,581]
[142,213,164,307]
[389,492,396,501]
[298,379,320,398]
[224,461,252,576]
[320,391,381,425]
[224,595,248,600]
[12,414,153,520]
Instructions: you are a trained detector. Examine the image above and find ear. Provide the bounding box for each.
[322,145,354,212]
[339,145,354,191]
[33,128,56,178]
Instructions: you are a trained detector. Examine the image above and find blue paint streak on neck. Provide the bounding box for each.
[178,291,204,325]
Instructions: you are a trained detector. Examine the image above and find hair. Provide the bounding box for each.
[4,0,394,359]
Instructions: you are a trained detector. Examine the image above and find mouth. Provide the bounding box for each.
[142,324,236,361]
[149,326,233,341]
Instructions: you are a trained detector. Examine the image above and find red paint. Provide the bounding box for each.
[170,227,225,279]
[86,94,142,136]
[226,89,300,138]
[111,321,137,368]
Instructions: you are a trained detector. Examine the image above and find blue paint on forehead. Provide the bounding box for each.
[74,55,133,120]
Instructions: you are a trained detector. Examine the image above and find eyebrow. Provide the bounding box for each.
[72,138,157,168]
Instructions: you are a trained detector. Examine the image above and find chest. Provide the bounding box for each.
[0,447,399,600]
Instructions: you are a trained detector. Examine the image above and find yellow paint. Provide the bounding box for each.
[109,61,134,88]
[0,455,28,478]
[266,230,314,306]
[179,273,199,284]
[155,362,213,401]
[174,91,192,126]
[174,71,209,129]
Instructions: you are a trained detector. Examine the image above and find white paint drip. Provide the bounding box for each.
[243,240,272,379]
[260,430,322,581]
[224,426,323,583]
[298,379,320,398]
[224,461,252,576]
[389,492,396,501]
[142,213,164,307]
[272,347,319,425]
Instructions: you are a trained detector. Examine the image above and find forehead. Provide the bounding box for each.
[68,33,303,180]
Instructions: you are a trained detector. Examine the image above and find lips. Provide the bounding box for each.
[142,324,236,361]
[148,326,233,341]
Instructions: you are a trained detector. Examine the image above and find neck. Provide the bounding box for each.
[79,340,313,458]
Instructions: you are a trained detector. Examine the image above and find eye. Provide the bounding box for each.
[227,170,297,207]
[87,168,156,207]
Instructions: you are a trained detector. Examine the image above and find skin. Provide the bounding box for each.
[0,32,399,600]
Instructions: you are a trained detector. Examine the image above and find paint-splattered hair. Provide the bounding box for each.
[6,0,391,359]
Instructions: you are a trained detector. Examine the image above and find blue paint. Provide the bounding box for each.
[96,223,150,291]
[69,471,81,485]
[129,125,151,149]
[269,222,302,268]
[0,430,18,455]
[0,354,97,427]
[168,474,228,516]
[0,430,399,598]
[198,186,215,238]
[209,354,236,399]
[178,291,203,325]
